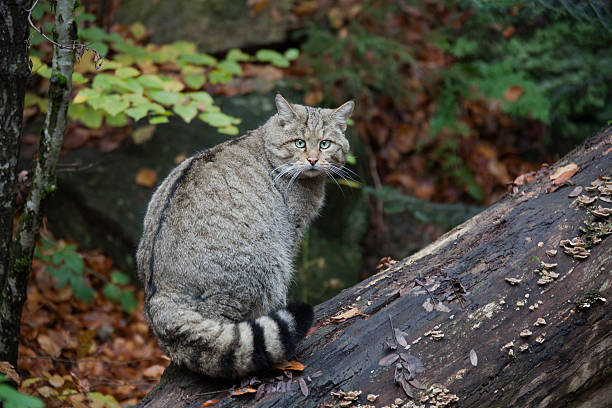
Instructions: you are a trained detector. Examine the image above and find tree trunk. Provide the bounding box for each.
[139,127,612,408]
[0,0,32,364]
[0,0,76,365]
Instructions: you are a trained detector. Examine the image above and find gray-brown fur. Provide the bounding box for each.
[136,94,354,378]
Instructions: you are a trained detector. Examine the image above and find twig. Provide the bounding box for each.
[26,0,103,67]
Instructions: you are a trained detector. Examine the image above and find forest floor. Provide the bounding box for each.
[15,229,168,407]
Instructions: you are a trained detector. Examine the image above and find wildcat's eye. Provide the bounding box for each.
[295,139,306,148]
[319,140,331,149]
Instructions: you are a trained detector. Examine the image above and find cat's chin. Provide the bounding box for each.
[301,168,325,178]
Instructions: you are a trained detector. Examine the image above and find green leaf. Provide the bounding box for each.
[99,95,130,116]
[140,102,167,114]
[125,106,148,121]
[73,88,101,104]
[70,276,95,304]
[72,72,89,84]
[187,91,213,106]
[107,112,128,127]
[116,78,144,94]
[199,111,234,127]
[180,65,205,75]
[218,125,239,135]
[218,60,242,75]
[0,383,44,408]
[47,265,71,288]
[161,79,185,92]
[64,252,84,274]
[208,69,232,84]
[37,66,52,79]
[130,22,147,40]
[255,49,290,68]
[115,67,140,78]
[87,392,121,408]
[346,152,356,165]
[92,73,117,90]
[149,90,185,106]
[184,74,206,89]
[110,271,131,285]
[79,27,110,42]
[149,116,169,124]
[80,108,104,128]
[89,42,109,58]
[226,48,251,62]
[137,75,165,89]
[120,290,137,313]
[170,41,197,55]
[174,104,198,123]
[179,53,217,66]
[103,283,122,303]
[284,48,300,61]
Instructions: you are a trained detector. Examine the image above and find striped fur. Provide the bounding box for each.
[136,94,353,378]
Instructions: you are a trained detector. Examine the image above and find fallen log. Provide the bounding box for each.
[138,127,611,408]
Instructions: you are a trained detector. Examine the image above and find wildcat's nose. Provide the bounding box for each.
[307,157,318,166]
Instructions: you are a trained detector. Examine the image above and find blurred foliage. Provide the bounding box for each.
[364,185,482,230]
[26,2,298,135]
[439,1,612,152]
[35,237,136,312]
[294,0,611,204]
[0,375,44,408]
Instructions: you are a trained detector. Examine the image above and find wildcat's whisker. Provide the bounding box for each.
[269,163,291,176]
[285,168,303,195]
[324,168,345,197]
[327,164,359,181]
[273,166,295,184]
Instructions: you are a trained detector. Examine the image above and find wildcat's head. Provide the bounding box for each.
[266,94,354,184]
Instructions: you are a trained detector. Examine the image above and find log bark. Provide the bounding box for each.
[139,127,612,408]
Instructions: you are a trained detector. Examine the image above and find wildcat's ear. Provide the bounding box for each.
[330,100,355,132]
[275,93,298,126]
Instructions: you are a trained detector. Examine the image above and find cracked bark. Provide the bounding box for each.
[139,128,611,408]
[0,0,32,363]
[0,0,76,365]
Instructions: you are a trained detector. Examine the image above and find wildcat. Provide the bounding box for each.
[136,94,354,378]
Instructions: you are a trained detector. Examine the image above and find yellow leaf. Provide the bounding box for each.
[135,168,158,188]
[273,360,306,371]
[231,386,257,396]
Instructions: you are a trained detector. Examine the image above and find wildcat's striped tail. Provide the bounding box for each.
[146,298,314,378]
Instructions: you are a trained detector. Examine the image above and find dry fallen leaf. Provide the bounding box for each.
[422,298,434,312]
[231,386,257,396]
[0,361,20,383]
[37,334,62,357]
[201,399,219,407]
[135,167,158,188]
[331,306,367,322]
[550,163,579,185]
[273,360,305,371]
[378,353,399,366]
[131,125,156,145]
[142,364,166,378]
[298,377,309,396]
[568,186,583,197]
[504,85,524,102]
